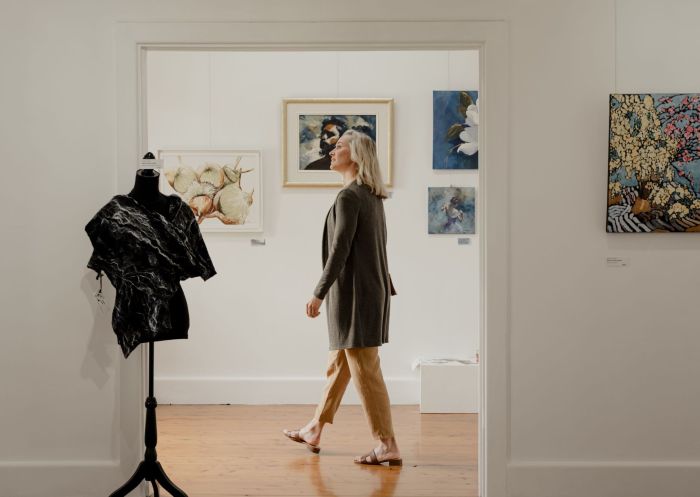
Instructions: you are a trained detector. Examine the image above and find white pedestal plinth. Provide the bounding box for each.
[420,362,479,413]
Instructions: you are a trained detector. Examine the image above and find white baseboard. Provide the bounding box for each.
[508,461,700,497]
[154,376,419,405]
[0,460,134,497]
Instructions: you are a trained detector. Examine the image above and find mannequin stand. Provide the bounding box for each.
[110,341,187,497]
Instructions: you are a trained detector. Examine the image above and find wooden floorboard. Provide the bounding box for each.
[156,405,478,497]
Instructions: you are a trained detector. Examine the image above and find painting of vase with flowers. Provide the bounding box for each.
[607,93,700,232]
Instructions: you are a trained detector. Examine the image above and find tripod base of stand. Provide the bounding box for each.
[109,459,187,497]
[109,342,187,497]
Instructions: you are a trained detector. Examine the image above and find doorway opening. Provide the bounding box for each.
[142,47,482,497]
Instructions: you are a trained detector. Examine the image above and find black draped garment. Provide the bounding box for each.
[85,194,216,357]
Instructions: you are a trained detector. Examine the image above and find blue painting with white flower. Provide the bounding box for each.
[428,187,476,234]
[433,91,479,170]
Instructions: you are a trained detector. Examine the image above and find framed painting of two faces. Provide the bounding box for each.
[282,98,393,188]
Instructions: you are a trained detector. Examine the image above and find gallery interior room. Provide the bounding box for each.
[4,1,700,497]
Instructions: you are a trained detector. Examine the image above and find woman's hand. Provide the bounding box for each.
[306,296,322,318]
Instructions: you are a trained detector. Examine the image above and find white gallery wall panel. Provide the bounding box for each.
[147,50,211,148]
[146,49,481,404]
[507,0,700,482]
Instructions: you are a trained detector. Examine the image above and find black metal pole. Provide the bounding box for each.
[149,340,154,398]
[109,341,188,497]
[144,341,157,465]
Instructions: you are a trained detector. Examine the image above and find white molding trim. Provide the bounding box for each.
[0,461,122,497]
[507,461,700,497]
[117,20,509,497]
[155,377,419,405]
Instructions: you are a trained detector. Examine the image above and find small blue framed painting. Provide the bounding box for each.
[428,187,476,234]
[433,90,479,170]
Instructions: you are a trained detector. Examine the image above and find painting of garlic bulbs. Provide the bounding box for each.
[158,150,263,232]
[432,90,479,170]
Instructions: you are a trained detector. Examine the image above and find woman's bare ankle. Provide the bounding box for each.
[379,436,399,454]
[301,419,325,443]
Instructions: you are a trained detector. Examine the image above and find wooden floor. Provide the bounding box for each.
[156,405,478,497]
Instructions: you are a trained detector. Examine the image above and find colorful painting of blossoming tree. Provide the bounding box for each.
[607,94,700,232]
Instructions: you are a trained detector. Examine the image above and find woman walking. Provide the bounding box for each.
[283,130,401,466]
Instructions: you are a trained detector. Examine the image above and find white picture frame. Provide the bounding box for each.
[157,149,263,233]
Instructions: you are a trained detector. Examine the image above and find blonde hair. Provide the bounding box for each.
[344,129,389,199]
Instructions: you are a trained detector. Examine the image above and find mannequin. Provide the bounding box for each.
[128,167,169,213]
[87,156,215,497]
[128,168,190,339]
[108,167,202,497]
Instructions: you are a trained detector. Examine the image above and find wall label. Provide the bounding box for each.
[606,256,629,267]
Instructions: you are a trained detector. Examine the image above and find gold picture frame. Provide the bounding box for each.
[282,98,393,188]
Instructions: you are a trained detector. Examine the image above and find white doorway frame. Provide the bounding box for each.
[116,20,509,497]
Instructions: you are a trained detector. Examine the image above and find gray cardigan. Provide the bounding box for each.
[314,182,396,350]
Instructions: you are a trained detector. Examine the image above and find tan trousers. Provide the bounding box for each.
[313,347,395,440]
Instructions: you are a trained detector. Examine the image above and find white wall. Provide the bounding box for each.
[4,1,700,496]
[0,2,125,496]
[506,1,700,496]
[146,49,480,404]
